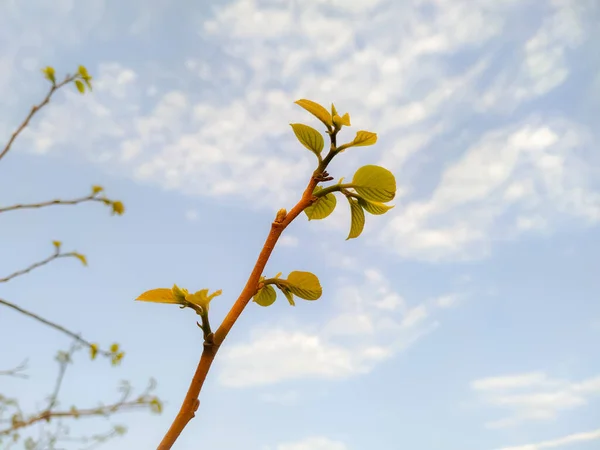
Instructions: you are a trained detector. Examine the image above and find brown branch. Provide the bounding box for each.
[0,399,153,436]
[0,74,76,163]
[0,298,111,358]
[0,194,106,214]
[156,131,340,449]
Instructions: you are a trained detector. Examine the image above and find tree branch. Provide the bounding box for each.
[157,130,341,449]
[0,194,108,214]
[0,74,76,163]
[0,298,112,358]
[0,360,28,379]
[0,248,84,283]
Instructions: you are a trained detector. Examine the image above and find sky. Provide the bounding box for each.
[0,0,599,449]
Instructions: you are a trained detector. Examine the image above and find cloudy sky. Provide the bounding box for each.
[1,0,599,449]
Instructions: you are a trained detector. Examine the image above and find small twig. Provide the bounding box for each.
[0,194,106,214]
[0,400,153,436]
[0,250,80,283]
[0,74,76,163]
[45,343,78,414]
[0,360,28,378]
[0,298,111,357]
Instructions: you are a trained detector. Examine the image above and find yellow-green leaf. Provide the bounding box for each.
[285,271,322,300]
[253,285,277,307]
[150,398,163,414]
[78,65,89,78]
[333,112,351,128]
[74,79,85,94]
[52,240,62,250]
[331,103,338,117]
[186,288,222,313]
[346,197,365,240]
[111,200,125,215]
[351,130,377,147]
[352,165,396,203]
[42,66,56,84]
[290,123,324,156]
[281,287,295,306]
[89,344,99,360]
[295,99,333,127]
[357,197,395,215]
[91,185,103,194]
[136,288,181,304]
[305,186,336,220]
[73,253,88,266]
[110,343,119,353]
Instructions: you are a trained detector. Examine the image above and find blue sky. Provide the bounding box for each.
[1,0,599,449]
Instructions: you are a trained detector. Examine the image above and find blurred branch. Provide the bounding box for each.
[1,361,160,437]
[0,73,76,163]
[0,246,86,283]
[0,297,111,358]
[0,360,28,379]
[0,193,109,214]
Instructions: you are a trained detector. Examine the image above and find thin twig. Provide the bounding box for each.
[0,400,153,436]
[0,194,106,214]
[0,251,80,283]
[0,74,76,163]
[0,360,28,378]
[0,298,111,357]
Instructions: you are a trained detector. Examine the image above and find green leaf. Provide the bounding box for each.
[333,112,351,128]
[295,99,333,127]
[346,197,365,240]
[351,130,377,147]
[253,285,277,307]
[357,196,395,215]
[78,65,89,78]
[136,288,181,304]
[290,123,324,156]
[281,287,295,306]
[186,288,222,313]
[90,344,99,360]
[41,66,56,84]
[74,79,85,94]
[352,165,396,203]
[73,252,88,266]
[305,186,336,220]
[285,271,322,300]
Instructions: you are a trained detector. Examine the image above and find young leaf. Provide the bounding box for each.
[333,112,351,128]
[357,197,395,215]
[41,66,56,84]
[186,289,222,313]
[253,285,277,307]
[352,165,396,203]
[285,271,322,300]
[75,80,85,94]
[351,130,377,147]
[136,288,181,304]
[281,287,295,306]
[73,252,88,266]
[290,123,324,156]
[294,99,333,127]
[305,186,336,220]
[346,197,365,240]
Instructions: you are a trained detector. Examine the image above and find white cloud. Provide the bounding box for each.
[471,371,600,428]
[495,428,600,450]
[279,235,299,247]
[381,118,600,261]
[259,390,300,406]
[184,209,199,221]
[218,267,454,387]
[276,436,347,450]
